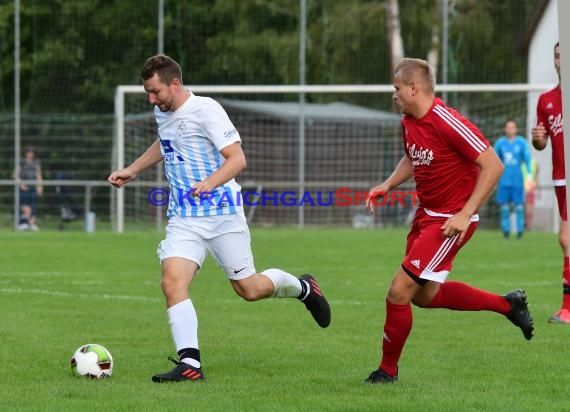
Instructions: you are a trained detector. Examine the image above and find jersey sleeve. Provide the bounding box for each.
[201,101,242,152]
[436,106,490,161]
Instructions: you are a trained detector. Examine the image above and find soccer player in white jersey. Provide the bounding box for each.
[108,55,330,382]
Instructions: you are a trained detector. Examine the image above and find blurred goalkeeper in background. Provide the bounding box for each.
[532,41,569,324]
[108,55,330,383]
[493,119,534,239]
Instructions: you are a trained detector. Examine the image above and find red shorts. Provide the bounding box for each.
[402,208,479,283]
[525,188,535,205]
[555,186,568,222]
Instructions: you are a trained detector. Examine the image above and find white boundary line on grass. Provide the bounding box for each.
[0,282,560,308]
[0,287,162,302]
[0,287,367,305]
[0,287,377,306]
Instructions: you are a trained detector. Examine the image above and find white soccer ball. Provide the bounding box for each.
[70,344,113,379]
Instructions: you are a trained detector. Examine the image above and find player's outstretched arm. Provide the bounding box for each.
[191,142,246,197]
[108,140,162,188]
[366,155,413,214]
[441,147,504,241]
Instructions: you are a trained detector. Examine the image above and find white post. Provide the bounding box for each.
[441,0,449,102]
[13,0,20,230]
[558,0,570,247]
[114,87,126,233]
[298,0,306,228]
[156,0,165,231]
[158,0,164,54]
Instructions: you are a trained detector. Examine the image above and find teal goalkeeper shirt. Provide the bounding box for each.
[493,135,532,188]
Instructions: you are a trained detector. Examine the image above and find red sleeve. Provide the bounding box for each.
[433,104,490,161]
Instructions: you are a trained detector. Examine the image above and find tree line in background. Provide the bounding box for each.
[0,0,537,114]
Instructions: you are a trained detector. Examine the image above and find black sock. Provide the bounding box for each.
[297,279,309,300]
[178,348,200,364]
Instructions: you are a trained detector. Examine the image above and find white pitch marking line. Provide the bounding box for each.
[0,287,161,302]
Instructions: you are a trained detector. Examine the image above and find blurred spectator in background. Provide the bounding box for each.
[493,120,533,239]
[54,170,79,230]
[18,204,39,231]
[13,146,43,228]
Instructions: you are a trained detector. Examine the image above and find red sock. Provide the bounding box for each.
[379,300,412,377]
[562,257,570,310]
[426,281,511,315]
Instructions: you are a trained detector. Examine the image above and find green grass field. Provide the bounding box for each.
[1,228,568,411]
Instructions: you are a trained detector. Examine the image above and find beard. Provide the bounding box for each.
[156,101,172,112]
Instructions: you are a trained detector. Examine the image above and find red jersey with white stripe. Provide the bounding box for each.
[402,97,490,214]
[536,85,564,183]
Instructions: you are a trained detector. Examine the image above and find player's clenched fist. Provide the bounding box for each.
[108,168,137,188]
[366,184,389,215]
[531,123,547,150]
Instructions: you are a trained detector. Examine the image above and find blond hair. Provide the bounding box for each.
[394,58,436,93]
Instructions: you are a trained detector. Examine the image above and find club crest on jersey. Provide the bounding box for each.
[178,121,192,139]
[548,113,563,137]
[407,143,434,166]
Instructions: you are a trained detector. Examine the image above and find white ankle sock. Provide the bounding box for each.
[261,268,302,298]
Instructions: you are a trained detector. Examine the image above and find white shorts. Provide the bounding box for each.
[157,210,256,280]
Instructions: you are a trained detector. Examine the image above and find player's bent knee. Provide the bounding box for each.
[405,291,435,308]
[234,286,264,301]
[411,297,428,308]
[237,290,259,301]
[411,286,438,308]
[559,233,568,251]
[160,271,189,298]
[559,221,568,249]
[231,275,273,301]
[232,279,262,301]
[386,269,424,304]
[160,276,178,297]
[386,286,412,305]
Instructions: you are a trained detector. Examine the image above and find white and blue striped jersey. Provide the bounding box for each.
[154,93,243,217]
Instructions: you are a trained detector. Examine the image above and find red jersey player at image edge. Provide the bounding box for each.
[531,41,570,324]
[363,58,534,384]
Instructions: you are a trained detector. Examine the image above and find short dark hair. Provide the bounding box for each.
[555,41,560,51]
[140,55,183,85]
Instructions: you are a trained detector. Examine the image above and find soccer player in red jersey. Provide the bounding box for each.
[532,41,569,324]
[363,58,534,384]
